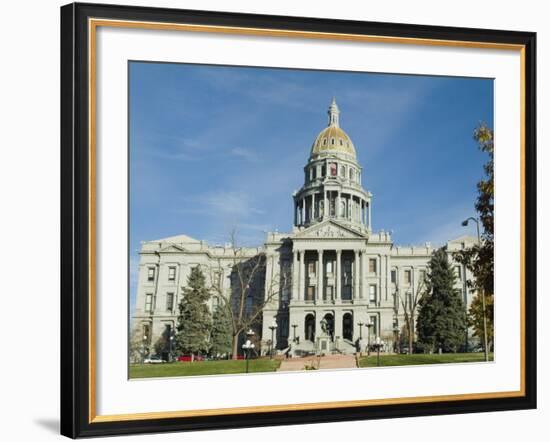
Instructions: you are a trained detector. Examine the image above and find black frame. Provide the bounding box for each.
[61,2,537,438]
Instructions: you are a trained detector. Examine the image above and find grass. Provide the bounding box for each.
[129,359,281,379]
[358,352,494,368]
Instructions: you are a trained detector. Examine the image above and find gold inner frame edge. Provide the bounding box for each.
[87,17,527,424]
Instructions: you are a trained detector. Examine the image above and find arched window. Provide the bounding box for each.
[331,138,335,145]
[350,168,355,181]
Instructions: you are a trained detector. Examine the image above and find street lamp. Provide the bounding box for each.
[242,329,255,374]
[292,323,298,342]
[269,320,278,359]
[365,319,373,356]
[373,336,382,367]
[357,321,364,339]
[462,216,489,362]
[169,329,176,362]
[142,334,148,363]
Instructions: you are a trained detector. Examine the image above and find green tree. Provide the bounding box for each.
[417,248,468,353]
[176,266,212,357]
[454,123,494,352]
[209,304,233,357]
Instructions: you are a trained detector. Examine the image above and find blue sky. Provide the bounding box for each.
[129,61,493,304]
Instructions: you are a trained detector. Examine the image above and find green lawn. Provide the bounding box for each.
[130,359,281,379]
[358,352,494,368]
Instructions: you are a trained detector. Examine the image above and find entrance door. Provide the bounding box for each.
[343,313,353,341]
[305,314,316,342]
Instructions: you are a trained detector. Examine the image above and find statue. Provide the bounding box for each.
[320,317,328,336]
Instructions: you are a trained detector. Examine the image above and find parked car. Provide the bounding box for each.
[144,355,165,364]
[177,354,204,362]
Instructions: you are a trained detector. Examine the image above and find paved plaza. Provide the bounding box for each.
[278,354,357,372]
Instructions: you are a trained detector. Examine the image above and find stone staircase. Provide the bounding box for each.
[289,338,357,356]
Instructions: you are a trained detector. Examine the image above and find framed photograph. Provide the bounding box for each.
[60,2,537,438]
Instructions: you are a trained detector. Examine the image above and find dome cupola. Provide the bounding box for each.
[310,97,356,160]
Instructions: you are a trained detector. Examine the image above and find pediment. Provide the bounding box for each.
[159,244,186,253]
[293,220,367,239]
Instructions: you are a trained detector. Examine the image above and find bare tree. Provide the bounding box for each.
[208,231,283,359]
[394,278,427,354]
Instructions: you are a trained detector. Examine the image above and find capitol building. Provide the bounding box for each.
[132,99,476,356]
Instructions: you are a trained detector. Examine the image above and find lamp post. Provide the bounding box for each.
[357,321,364,339]
[269,320,278,359]
[292,323,298,342]
[365,319,373,356]
[462,216,489,362]
[142,335,148,363]
[169,329,176,362]
[374,336,382,367]
[242,329,255,374]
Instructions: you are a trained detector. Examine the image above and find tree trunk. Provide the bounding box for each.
[231,332,240,360]
[408,319,414,354]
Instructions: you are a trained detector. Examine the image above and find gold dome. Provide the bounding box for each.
[310,98,356,159]
[311,125,356,158]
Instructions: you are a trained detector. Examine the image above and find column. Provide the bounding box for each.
[312,193,316,221]
[299,251,306,301]
[361,249,367,299]
[292,250,299,301]
[324,190,328,220]
[354,250,360,300]
[336,192,341,218]
[294,202,297,226]
[335,250,342,300]
[317,249,324,302]
[368,202,372,230]
[301,199,306,225]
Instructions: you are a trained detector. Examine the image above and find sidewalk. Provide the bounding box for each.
[277,354,357,372]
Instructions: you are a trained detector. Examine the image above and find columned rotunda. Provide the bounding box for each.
[133,99,476,357]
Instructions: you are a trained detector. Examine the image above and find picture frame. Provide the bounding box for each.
[60,2,537,438]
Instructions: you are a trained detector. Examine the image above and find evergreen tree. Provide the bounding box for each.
[209,304,233,357]
[176,266,212,356]
[417,248,468,353]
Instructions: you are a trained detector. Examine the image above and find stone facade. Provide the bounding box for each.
[132,99,477,356]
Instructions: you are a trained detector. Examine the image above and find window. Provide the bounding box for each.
[455,266,462,280]
[331,138,335,145]
[343,261,352,285]
[145,294,153,313]
[168,266,176,281]
[340,165,345,176]
[369,258,377,274]
[391,269,397,284]
[326,261,333,274]
[339,139,343,146]
[306,286,315,301]
[308,261,316,277]
[147,267,155,282]
[369,315,378,337]
[330,163,337,176]
[326,285,333,299]
[369,285,377,302]
[166,292,174,312]
[404,269,412,285]
[245,295,253,313]
[350,168,355,181]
